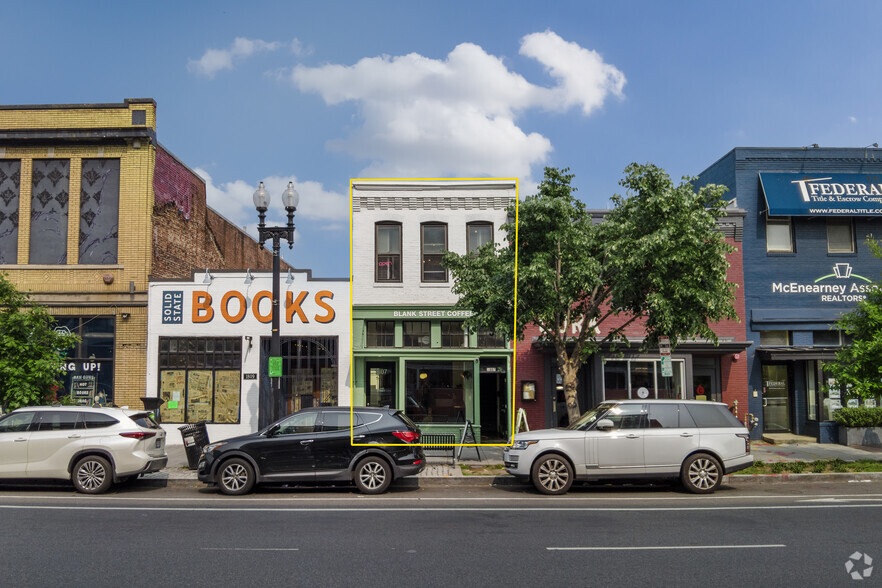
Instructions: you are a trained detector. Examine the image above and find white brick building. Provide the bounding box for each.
[351,180,516,442]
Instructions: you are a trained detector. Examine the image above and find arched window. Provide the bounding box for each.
[375,222,401,282]
[421,222,447,282]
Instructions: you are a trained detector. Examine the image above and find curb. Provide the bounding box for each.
[137,471,882,489]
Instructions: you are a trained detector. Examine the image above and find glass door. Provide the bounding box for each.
[761,364,790,432]
[366,362,395,408]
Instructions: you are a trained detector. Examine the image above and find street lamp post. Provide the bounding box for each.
[253,181,299,426]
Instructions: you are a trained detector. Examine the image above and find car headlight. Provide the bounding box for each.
[511,440,538,450]
[203,442,227,453]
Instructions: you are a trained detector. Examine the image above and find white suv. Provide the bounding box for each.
[504,400,753,495]
[0,406,167,494]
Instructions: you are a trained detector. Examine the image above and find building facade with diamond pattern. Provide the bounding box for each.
[0,99,278,409]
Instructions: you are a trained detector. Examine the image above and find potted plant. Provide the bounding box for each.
[834,406,882,448]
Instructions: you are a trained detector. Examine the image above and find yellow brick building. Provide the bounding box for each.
[0,99,276,409]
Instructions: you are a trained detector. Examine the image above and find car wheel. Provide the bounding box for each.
[354,456,392,494]
[217,458,255,495]
[531,454,574,495]
[681,453,723,494]
[72,455,113,494]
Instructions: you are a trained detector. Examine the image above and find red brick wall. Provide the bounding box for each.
[514,236,748,430]
[151,146,282,279]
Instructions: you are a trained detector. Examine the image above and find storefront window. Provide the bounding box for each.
[405,361,470,423]
[280,337,338,413]
[806,360,818,421]
[602,358,684,400]
[158,337,241,423]
[366,321,394,347]
[55,316,115,405]
[441,321,466,347]
[403,321,431,347]
[367,362,395,407]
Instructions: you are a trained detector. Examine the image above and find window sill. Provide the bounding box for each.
[420,283,451,288]
[372,283,404,288]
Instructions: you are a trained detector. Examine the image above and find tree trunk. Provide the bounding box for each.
[558,356,582,425]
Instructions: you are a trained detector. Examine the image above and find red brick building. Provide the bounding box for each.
[515,210,749,430]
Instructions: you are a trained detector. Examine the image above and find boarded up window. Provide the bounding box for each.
[79,159,120,264]
[29,159,69,264]
[0,160,21,264]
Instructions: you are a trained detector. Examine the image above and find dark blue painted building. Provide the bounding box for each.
[698,148,882,441]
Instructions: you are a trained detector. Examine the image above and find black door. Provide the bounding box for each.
[312,410,356,477]
[248,410,318,478]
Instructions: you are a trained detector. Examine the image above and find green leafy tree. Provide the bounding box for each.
[444,165,738,424]
[0,273,79,410]
[824,238,882,404]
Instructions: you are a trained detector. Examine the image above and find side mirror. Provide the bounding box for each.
[265,424,280,437]
[595,418,615,431]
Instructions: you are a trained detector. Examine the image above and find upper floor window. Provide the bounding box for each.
[79,159,120,264]
[759,330,790,346]
[30,159,70,264]
[467,222,493,254]
[403,321,431,347]
[375,222,401,282]
[766,217,793,253]
[421,223,447,282]
[477,330,506,348]
[826,218,855,253]
[441,321,466,348]
[0,160,21,264]
[366,321,394,347]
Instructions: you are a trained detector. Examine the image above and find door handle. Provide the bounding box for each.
[68,434,82,439]
[626,434,639,439]
[300,439,314,445]
[762,398,768,408]
[13,438,27,442]
[680,433,693,437]
[353,435,366,440]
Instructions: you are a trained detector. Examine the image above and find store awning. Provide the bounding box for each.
[530,337,751,355]
[759,172,882,216]
[756,346,839,361]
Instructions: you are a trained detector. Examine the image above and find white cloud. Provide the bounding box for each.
[188,37,282,78]
[194,169,347,242]
[289,31,624,181]
[290,38,313,57]
[850,116,858,123]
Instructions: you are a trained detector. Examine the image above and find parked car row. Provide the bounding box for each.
[0,400,752,496]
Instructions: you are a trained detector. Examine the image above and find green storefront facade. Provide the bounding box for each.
[352,305,513,443]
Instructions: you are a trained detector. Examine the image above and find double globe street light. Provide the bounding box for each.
[253,181,299,426]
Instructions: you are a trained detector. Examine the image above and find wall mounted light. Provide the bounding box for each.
[202,269,213,284]
[120,312,131,320]
[244,335,253,349]
[285,268,294,285]
[244,269,254,284]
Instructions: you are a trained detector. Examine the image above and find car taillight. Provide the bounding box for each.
[737,433,750,454]
[392,431,420,443]
[120,432,156,440]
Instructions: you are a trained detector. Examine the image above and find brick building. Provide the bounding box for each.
[351,180,516,442]
[514,209,749,431]
[0,98,278,409]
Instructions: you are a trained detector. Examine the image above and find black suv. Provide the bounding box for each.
[197,407,426,495]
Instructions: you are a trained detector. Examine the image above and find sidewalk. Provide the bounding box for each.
[150,440,882,484]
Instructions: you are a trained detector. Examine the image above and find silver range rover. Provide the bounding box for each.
[504,399,753,495]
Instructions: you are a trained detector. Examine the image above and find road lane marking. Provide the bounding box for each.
[201,548,299,551]
[2,504,882,513]
[547,544,786,551]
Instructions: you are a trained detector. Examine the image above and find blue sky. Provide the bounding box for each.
[4,1,882,277]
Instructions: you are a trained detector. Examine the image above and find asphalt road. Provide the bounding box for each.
[1,480,881,587]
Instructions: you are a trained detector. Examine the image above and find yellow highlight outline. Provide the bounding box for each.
[349,177,519,447]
